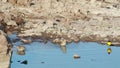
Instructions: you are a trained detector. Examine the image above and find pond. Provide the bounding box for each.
[9,34,120,68]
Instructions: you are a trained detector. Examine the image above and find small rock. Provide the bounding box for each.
[6,20,17,26]
[74,54,80,59]
[52,38,60,44]
[21,60,28,65]
[56,19,60,22]
[10,61,13,63]
[21,38,32,44]
[41,62,45,64]
[16,46,25,52]
[17,51,25,55]
[60,39,66,46]
[17,60,21,62]
[16,46,26,55]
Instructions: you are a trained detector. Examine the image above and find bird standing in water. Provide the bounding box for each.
[107,41,112,46]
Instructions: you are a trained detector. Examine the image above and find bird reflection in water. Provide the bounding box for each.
[107,48,112,54]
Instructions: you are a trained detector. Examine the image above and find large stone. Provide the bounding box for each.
[6,20,17,26]
[0,30,12,68]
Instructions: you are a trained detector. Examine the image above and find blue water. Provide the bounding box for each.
[9,34,120,68]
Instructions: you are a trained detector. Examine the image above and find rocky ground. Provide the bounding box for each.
[1,0,120,45]
[1,0,120,68]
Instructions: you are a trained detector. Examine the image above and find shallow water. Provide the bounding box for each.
[9,34,120,68]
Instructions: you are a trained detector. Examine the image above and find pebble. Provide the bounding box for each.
[21,60,28,65]
[74,54,80,59]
